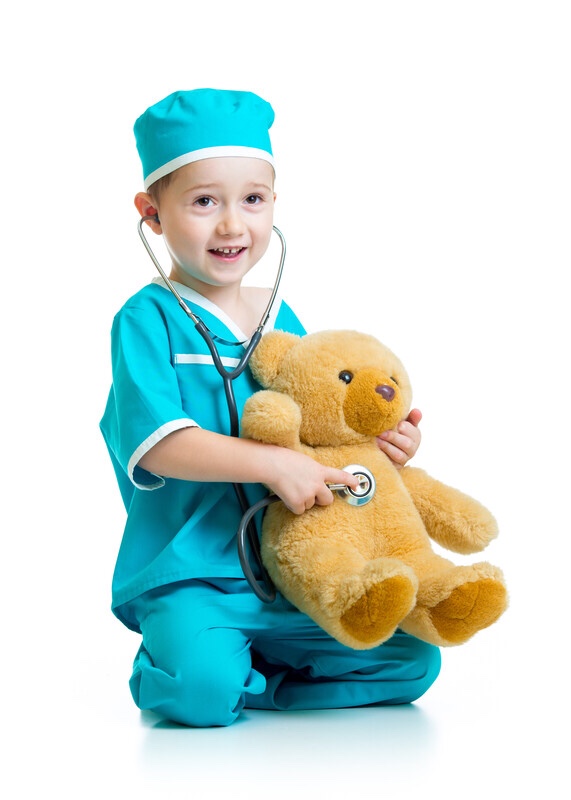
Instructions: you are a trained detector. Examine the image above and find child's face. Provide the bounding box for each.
[155,157,276,293]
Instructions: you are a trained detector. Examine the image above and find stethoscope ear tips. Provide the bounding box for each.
[329,465,376,506]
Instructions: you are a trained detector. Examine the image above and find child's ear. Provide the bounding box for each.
[134,192,162,233]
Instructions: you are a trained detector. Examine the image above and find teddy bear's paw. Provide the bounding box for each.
[340,574,417,647]
[429,576,508,645]
[241,391,302,448]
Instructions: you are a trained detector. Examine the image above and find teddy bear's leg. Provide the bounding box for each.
[400,559,508,646]
[339,563,418,647]
[264,536,418,650]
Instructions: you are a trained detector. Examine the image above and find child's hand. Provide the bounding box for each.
[376,408,422,469]
[266,447,360,515]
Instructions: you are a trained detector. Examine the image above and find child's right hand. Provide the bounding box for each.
[266,447,360,515]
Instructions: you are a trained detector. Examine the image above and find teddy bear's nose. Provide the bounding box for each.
[376,384,395,401]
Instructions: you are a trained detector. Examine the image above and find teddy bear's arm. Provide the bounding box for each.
[241,391,303,450]
[400,467,499,554]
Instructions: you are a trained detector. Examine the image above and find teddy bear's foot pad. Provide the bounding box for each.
[431,578,508,645]
[340,575,416,645]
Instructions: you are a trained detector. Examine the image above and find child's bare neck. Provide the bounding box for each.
[168,273,273,336]
[221,286,272,336]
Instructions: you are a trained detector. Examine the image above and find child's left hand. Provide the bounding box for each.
[376,408,422,469]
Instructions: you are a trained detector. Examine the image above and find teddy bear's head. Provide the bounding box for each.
[248,329,413,447]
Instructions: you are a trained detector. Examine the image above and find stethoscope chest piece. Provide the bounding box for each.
[333,464,376,506]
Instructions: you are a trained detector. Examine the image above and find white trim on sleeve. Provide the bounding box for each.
[128,418,199,490]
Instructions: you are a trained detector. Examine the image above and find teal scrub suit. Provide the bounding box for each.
[101,279,441,727]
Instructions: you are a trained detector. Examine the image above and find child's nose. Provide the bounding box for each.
[217,207,246,237]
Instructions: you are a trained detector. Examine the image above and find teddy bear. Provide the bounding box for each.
[240,329,508,650]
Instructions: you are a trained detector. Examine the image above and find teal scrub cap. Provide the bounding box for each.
[134,88,275,190]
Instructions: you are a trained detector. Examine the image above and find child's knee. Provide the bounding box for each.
[130,644,265,727]
[398,634,441,701]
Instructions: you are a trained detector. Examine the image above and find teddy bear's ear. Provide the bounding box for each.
[249,330,301,387]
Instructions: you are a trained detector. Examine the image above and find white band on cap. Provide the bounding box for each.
[144,145,275,189]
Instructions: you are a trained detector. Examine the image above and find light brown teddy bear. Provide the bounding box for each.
[240,329,508,650]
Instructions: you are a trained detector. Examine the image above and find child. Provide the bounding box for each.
[100,89,441,727]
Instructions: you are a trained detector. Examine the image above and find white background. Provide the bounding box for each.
[2,1,569,797]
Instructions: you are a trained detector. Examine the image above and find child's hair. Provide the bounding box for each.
[147,174,173,205]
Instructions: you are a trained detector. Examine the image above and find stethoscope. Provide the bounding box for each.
[138,215,285,435]
[138,216,376,602]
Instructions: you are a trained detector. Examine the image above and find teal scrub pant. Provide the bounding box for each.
[129,578,441,728]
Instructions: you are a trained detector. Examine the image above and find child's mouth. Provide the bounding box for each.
[210,247,245,259]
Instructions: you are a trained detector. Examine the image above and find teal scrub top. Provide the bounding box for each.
[100,279,306,631]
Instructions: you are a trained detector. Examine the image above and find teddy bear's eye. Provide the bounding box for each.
[390,376,399,386]
[339,371,353,384]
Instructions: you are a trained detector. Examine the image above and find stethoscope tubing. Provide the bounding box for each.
[236,494,280,601]
[137,216,285,602]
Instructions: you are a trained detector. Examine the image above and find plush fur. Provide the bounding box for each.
[241,329,508,650]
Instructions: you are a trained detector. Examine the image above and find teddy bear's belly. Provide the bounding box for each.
[263,468,430,561]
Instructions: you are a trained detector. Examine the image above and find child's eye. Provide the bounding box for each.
[244,194,262,205]
[195,196,213,207]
